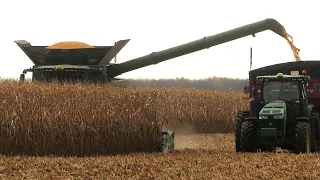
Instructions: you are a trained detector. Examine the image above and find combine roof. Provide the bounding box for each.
[256,74,310,81]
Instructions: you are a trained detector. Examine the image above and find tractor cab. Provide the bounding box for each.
[246,72,310,120]
[256,72,310,107]
[254,72,310,124]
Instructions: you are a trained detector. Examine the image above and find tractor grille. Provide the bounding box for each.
[260,116,284,129]
[262,110,271,113]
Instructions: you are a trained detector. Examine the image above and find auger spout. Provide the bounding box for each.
[107,18,299,78]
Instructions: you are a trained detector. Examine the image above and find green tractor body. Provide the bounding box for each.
[236,72,320,153]
[258,100,287,145]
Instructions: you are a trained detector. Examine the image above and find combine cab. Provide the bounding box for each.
[236,61,320,153]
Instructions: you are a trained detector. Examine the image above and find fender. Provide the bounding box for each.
[295,117,309,123]
[295,104,316,124]
[305,104,314,118]
[311,113,320,139]
[243,117,260,126]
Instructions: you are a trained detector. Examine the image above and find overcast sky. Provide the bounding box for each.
[0,0,318,80]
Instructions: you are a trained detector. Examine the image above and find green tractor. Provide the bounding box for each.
[235,72,320,153]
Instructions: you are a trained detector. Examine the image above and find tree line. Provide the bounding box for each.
[122,77,248,92]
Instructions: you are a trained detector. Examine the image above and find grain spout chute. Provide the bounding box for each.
[107,18,300,78]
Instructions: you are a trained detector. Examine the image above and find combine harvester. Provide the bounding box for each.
[14,18,298,155]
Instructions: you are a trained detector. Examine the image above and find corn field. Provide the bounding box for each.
[0,80,248,156]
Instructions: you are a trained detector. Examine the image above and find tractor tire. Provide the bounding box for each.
[311,113,320,152]
[240,120,258,152]
[234,111,249,152]
[294,121,311,153]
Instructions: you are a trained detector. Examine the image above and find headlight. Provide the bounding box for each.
[273,114,284,119]
[259,115,268,119]
[55,65,63,70]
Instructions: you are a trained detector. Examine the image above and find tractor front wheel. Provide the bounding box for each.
[234,111,249,152]
[240,120,258,152]
[294,121,311,153]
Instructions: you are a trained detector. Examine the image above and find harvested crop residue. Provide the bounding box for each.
[1,134,320,180]
[282,27,301,61]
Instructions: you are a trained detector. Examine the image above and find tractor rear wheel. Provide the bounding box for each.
[311,113,320,152]
[294,121,311,153]
[240,120,258,152]
[234,111,249,152]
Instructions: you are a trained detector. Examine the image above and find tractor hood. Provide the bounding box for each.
[259,100,286,119]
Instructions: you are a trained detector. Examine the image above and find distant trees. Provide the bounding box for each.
[123,77,248,92]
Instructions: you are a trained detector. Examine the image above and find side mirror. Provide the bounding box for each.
[244,82,249,94]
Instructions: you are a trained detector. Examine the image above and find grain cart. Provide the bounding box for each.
[236,62,320,153]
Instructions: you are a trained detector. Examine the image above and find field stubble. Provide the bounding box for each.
[1,134,320,179]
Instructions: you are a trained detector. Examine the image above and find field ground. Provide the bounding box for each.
[1,134,320,180]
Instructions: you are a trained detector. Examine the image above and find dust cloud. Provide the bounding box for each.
[162,121,234,151]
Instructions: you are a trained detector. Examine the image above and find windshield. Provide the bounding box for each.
[262,81,299,102]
